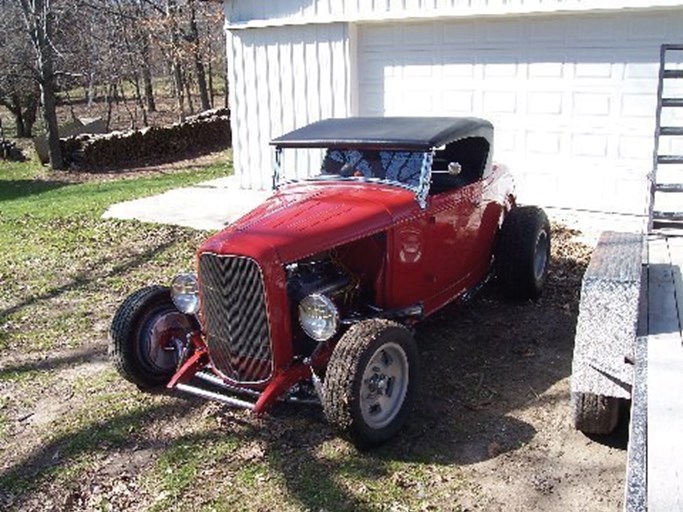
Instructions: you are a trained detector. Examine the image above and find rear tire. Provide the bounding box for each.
[109,286,197,390]
[322,319,419,450]
[496,206,551,300]
[571,392,620,434]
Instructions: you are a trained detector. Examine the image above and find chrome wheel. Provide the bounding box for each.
[139,309,191,373]
[360,342,409,430]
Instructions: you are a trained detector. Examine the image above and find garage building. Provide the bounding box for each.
[224,1,683,228]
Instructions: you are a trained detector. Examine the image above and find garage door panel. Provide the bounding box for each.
[482,59,520,79]
[482,91,518,114]
[358,53,391,84]
[621,93,657,118]
[481,18,525,44]
[528,60,566,79]
[527,18,570,44]
[526,131,563,155]
[358,10,683,216]
[571,133,611,158]
[442,60,476,78]
[443,90,475,113]
[526,92,564,115]
[441,21,479,45]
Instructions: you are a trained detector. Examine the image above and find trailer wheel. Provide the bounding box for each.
[322,319,419,449]
[109,286,196,390]
[571,392,620,434]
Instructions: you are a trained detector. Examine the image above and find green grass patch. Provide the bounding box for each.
[0,157,229,352]
[146,431,241,512]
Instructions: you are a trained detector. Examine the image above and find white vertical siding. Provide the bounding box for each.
[225,0,683,27]
[227,23,352,190]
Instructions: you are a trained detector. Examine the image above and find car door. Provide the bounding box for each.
[423,182,481,306]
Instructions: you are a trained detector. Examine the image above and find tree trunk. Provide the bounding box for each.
[184,70,194,114]
[189,3,210,111]
[141,34,155,112]
[40,78,64,169]
[23,94,38,136]
[104,83,114,131]
[208,59,214,108]
[142,65,155,113]
[18,0,64,169]
[194,57,210,111]
[36,0,63,169]
[13,108,27,138]
[172,60,185,117]
[223,64,229,109]
[131,75,148,127]
[86,72,95,108]
[166,0,184,120]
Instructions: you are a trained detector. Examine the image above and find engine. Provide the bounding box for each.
[285,254,359,354]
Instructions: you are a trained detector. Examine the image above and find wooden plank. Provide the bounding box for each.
[647,236,683,512]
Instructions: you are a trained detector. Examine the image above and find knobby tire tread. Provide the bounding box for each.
[572,392,620,435]
[322,319,418,449]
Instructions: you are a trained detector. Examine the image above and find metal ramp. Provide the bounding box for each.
[651,44,683,234]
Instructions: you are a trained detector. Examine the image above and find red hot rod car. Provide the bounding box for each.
[110,117,550,448]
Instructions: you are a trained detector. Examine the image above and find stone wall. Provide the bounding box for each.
[61,108,231,169]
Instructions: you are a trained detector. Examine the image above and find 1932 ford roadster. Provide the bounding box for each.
[110,117,551,448]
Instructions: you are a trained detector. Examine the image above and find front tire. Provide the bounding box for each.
[109,286,197,390]
[496,206,551,300]
[322,319,419,449]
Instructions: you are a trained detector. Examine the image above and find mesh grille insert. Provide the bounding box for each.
[199,254,272,383]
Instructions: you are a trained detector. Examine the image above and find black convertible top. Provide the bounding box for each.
[270,117,493,150]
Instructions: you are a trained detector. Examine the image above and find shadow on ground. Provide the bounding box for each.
[0,180,72,202]
[0,344,108,379]
[0,236,595,511]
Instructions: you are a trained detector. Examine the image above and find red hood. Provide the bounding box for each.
[200,182,418,263]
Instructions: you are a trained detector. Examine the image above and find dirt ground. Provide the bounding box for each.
[0,211,628,511]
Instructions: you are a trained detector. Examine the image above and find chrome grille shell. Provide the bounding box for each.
[198,253,273,383]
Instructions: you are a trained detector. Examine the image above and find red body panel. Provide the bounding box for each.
[384,165,512,314]
[181,164,514,402]
[201,182,418,264]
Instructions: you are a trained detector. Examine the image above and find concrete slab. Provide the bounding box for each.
[102,176,271,231]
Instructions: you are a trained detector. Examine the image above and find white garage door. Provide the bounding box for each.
[357,10,683,218]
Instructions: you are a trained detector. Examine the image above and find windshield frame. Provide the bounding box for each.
[272,146,433,209]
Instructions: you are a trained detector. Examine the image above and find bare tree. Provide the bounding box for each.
[0,2,40,137]
[188,0,209,111]
[14,0,64,169]
[2,0,227,153]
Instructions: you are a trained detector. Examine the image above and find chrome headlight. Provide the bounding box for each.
[298,294,339,342]
[171,273,200,314]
